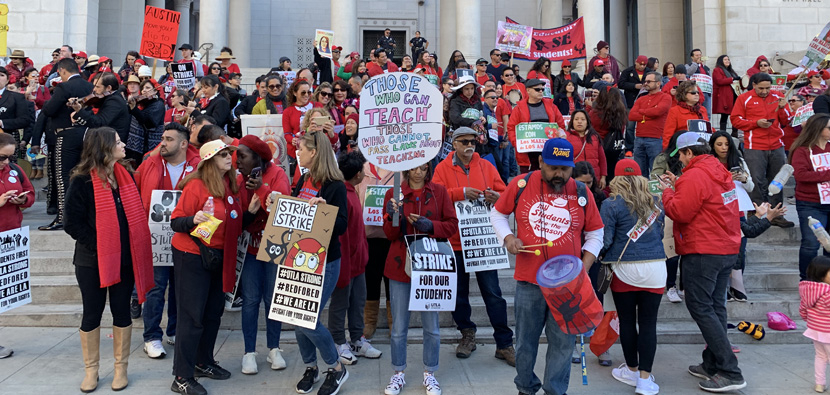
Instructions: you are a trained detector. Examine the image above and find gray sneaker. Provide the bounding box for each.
[698,373,746,393]
[688,364,713,380]
[0,346,12,359]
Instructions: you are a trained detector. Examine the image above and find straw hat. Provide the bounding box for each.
[10,50,25,59]
[85,55,100,68]
[126,75,141,84]
[215,51,235,60]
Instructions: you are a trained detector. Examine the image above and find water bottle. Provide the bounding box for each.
[267,191,278,212]
[202,196,215,216]
[768,164,794,196]
[809,217,830,251]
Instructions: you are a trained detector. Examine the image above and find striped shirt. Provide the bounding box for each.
[799,280,830,333]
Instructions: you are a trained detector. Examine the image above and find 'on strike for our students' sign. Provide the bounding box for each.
[359,72,444,172]
[173,62,196,91]
[455,200,510,272]
[516,122,559,153]
[139,6,180,61]
[257,196,338,330]
[407,236,457,311]
[148,190,182,266]
[0,226,31,314]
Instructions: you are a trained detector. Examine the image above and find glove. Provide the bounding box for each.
[385,199,401,218]
[412,217,434,233]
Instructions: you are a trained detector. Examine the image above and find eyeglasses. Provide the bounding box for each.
[686,91,700,95]
[267,84,282,89]
[318,91,332,97]
[643,80,655,84]
[532,88,545,92]
[333,88,347,92]
[332,50,341,53]
[455,139,476,146]
[0,155,10,162]
[811,75,821,79]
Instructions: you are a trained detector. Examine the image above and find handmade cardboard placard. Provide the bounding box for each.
[148,190,182,266]
[139,5,181,61]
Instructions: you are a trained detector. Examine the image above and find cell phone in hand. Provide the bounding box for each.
[250,167,262,179]
[312,116,329,126]
[767,119,775,123]
[16,191,30,198]
[730,166,742,173]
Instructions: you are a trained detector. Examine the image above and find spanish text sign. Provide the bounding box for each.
[139,6,181,61]
[0,226,31,314]
[364,185,392,226]
[359,72,444,172]
[407,237,457,312]
[516,122,558,153]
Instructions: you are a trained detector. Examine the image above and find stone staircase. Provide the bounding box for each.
[1,195,809,345]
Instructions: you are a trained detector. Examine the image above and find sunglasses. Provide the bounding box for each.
[333,88,347,92]
[532,88,545,92]
[0,155,10,162]
[216,151,231,158]
[686,91,700,95]
[267,84,282,89]
[211,67,221,70]
[333,50,341,53]
[299,91,310,95]
[760,64,770,67]
[318,91,332,97]
[455,139,476,146]
[486,96,499,100]
[563,65,571,68]
[504,74,515,77]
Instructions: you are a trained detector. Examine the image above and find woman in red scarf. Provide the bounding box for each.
[663,81,714,148]
[168,139,257,394]
[64,127,154,393]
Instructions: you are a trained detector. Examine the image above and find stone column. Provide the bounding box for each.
[455,0,480,63]
[331,0,358,55]
[198,0,229,55]
[541,0,562,28]
[228,0,251,67]
[146,0,165,9]
[439,0,456,67]
[173,0,192,60]
[609,0,628,65]
[580,0,605,61]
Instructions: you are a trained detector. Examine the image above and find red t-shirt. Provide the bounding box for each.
[297,177,321,200]
[495,98,512,136]
[494,174,603,283]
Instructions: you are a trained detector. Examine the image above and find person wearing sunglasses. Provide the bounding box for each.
[500,66,527,101]
[663,81,714,149]
[252,74,286,115]
[553,59,583,95]
[797,70,830,98]
[282,79,323,174]
[507,78,567,173]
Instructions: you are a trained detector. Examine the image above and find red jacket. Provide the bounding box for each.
[663,104,712,149]
[662,77,703,107]
[566,130,608,177]
[281,102,323,158]
[662,154,741,256]
[134,151,201,214]
[6,59,34,83]
[0,163,35,232]
[507,98,566,167]
[433,152,506,250]
[337,183,369,287]
[382,181,458,283]
[791,144,830,203]
[367,60,399,77]
[799,280,830,334]
[237,164,290,256]
[585,104,613,139]
[711,67,737,115]
[628,91,672,139]
[731,90,790,150]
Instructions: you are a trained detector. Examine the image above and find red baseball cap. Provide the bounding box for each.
[636,55,648,65]
[594,59,605,66]
[615,158,642,176]
[332,46,343,52]
[74,51,88,59]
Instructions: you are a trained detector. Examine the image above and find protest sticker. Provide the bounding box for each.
[241,114,290,175]
[496,21,533,56]
[258,196,338,329]
[802,22,830,70]
[148,190,182,266]
[811,152,830,204]
[516,122,558,153]
[364,185,392,226]
[770,75,788,94]
[506,16,586,61]
[225,232,250,310]
[406,236,457,311]
[315,29,335,59]
[0,226,31,314]
[139,6,181,61]
[793,103,814,127]
[455,200,510,272]
[358,72,444,172]
[690,74,713,94]
[172,61,196,91]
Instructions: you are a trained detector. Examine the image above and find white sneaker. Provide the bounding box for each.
[337,343,358,365]
[352,336,382,359]
[143,340,166,359]
[635,375,659,395]
[242,352,258,375]
[612,363,639,387]
[423,372,442,395]
[267,348,287,370]
[166,336,176,346]
[677,289,685,298]
[666,287,682,303]
[384,372,406,395]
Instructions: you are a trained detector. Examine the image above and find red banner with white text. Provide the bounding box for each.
[505,16,586,61]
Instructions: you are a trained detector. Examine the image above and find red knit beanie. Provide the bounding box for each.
[239,135,273,161]
[346,113,359,127]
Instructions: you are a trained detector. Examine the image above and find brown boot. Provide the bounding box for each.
[456,328,477,358]
[495,345,516,367]
[385,300,393,332]
[79,327,100,393]
[111,325,132,391]
[363,300,380,339]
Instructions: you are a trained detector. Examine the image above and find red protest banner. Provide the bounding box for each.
[505,16,586,61]
[139,6,181,61]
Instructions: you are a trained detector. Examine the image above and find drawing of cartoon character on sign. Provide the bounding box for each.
[265,229,294,263]
[286,238,327,274]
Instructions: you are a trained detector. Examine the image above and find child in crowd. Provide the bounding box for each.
[800,256,830,393]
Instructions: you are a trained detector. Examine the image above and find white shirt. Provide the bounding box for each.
[166,161,186,187]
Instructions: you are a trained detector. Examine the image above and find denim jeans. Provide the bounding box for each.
[505,141,519,177]
[327,273,367,345]
[703,92,713,119]
[240,253,282,353]
[494,143,510,183]
[143,266,177,342]
[633,137,663,179]
[666,256,680,289]
[744,147,786,207]
[681,254,743,381]
[296,258,340,368]
[797,200,830,281]
[514,281,574,395]
[451,250,513,349]
[389,279,440,373]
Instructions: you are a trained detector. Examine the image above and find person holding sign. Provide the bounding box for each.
[686,49,712,116]
[64,127,154,392]
[288,130,350,395]
[490,138,604,395]
[663,81,714,149]
[599,159,665,395]
[381,163,458,395]
[433,126,514,364]
[507,78,567,173]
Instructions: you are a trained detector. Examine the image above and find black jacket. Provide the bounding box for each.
[814,95,830,115]
[198,95,230,129]
[741,214,771,239]
[291,174,348,263]
[553,93,584,117]
[618,66,652,109]
[0,90,34,132]
[42,74,93,130]
[129,97,165,130]
[72,93,131,142]
[234,94,260,118]
[582,69,605,89]
[448,95,483,130]
[21,101,36,144]
[553,73,584,95]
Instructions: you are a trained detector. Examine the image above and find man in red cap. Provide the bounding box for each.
[583,58,606,89]
[74,51,88,70]
[589,40,620,84]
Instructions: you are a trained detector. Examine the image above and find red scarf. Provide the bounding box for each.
[220,178,244,292]
[678,101,704,119]
[91,164,154,303]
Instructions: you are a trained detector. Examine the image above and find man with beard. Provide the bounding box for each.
[490,138,604,395]
[134,123,201,359]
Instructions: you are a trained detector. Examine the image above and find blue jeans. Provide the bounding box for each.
[494,143,510,182]
[389,279,440,373]
[296,258,340,368]
[797,200,830,281]
[514,281,574,395]
[633,137,663,179]
[703,92,712,118]
[240,253,282,353]
[681,254,743,381]
[505,141,519,177]
[451,250,513,349]
[142,266,177,342]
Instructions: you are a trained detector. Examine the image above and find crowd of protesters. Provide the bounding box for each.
[0,34,829,395]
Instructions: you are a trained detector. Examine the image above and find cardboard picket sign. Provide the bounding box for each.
[258,196,337,329]
[802,22,830,70]
[793,103,814,127]
[454,200,510,272]
[139,6,181,61]
[0,226,31,314]
[224,231,250,310]
[148,190,182,266]
[406,236,457,312]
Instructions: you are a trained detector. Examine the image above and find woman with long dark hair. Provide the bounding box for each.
[553,80,584,116]
[128,79,165,158]
[118,50,140,81]
[526,57,552,85]
[586,83,628,184]
[192,75,230,129]
[712,55,741,135]
[252,74,287,115]
[661,62,675,86]
[566,109,607,188]
[573,160,606,208]
[64,127,154,393]
[443,50,466,79]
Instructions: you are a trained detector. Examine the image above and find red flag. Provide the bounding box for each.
[505,16,587,61]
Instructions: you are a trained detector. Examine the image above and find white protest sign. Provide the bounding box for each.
[455,200,510,272]
[802,22,830,70]
[734,181,753,212]
[172,61,196,91]
[811,152,830,204]
[148,190,182,266]
[224,231,250,310]
[690,74,712,94]
[407,236,457,311]
[359,72,444,172]
[240,114,290,175]
[0,226,31,314]
[275,71,296,88]
[364,185,392,226]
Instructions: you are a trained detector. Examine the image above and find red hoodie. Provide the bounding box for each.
[746,55,770,78]
[662,154,741,256]
[799,280,830,335]
[730,90,790,150]
[337,183,369,288]
[367,60,400,77]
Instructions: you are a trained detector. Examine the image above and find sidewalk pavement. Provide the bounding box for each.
[0,326,820,394]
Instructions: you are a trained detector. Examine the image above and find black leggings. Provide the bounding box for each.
[611,290,662,373]
[365,238,391,301]
[75,264,135,331]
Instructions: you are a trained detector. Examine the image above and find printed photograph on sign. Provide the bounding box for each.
[240,114,290,175]
[315,29,335,59]
[495,21,533,56]
[0,226,31,314]
[455,200,510,272]
[505,17,587,61]
[148,190,182,266]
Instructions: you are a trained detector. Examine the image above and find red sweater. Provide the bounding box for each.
[337,183,369,288]
[799,280,830,334]
[792,145,830,203]
[134,152,201,214]
[731,90,790,150]
[566,130,608,177]
[0,164,35,232]
[367,60,399,77]
[506,98,566,167]
[281,102,323,158]
[628,92,672,139]
[663,105,712,149]
[237,164,291,255]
